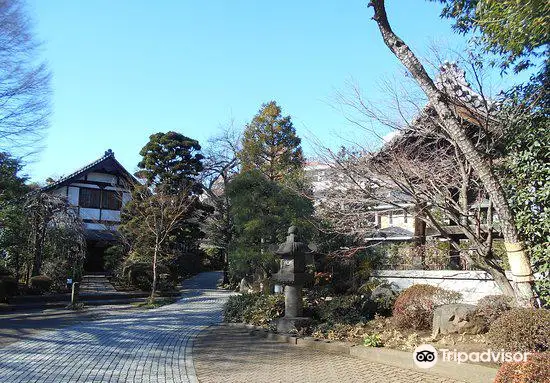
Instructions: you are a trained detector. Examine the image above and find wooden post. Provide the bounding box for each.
[71,282,80,305]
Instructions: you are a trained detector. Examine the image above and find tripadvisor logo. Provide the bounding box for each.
[413,344,532,368]
[413,344,438,369]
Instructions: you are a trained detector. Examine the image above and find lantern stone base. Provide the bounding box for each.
[276,316,312,334]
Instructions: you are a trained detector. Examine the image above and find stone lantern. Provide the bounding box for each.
[273,226,313,333]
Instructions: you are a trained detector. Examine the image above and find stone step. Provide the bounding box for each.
[80,274,117,295]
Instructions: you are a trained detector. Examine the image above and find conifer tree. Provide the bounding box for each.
[239,101,304,182]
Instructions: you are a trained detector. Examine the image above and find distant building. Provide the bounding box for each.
[41,150,136,271]
[304,161,424,242]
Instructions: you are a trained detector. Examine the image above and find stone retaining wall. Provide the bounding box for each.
[371,270,513,304]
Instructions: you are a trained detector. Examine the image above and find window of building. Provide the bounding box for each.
[79,188,101,208]
[389,211,393,225]
[79,188,121,210]
[101,190,122,210]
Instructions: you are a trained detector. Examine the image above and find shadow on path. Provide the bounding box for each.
[0,271,232,383]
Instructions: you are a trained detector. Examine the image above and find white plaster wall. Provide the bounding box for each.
[122,192,131,206]
[51,186,67,196]
[67,186,79,205]
[87,172,117,183]
[79,208,100,221]
[71,183,100,189]
[84,222,118,231]
[371,270,513,304]
[104,185,125,192]
[102,210,121,222]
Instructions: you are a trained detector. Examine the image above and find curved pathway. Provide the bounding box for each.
[194,326,466,383]
[0,271,231,383]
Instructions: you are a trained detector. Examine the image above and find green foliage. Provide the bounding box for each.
[0,154,84,291]
[365,282,399,317]
[41,224,86,290]
[223,293,285,327]
[242,294,285,327]
[0,263,9,276]
[0,152,28,204]
[122,258,153,291]
[223,293,261,322]
[499,70,550,306]
[228,170,314,245]
[136,131,204,194]
[238,101,304,182]
[474,294,514,331]
[30,275,53,293]
[120,132,210,293]
[226,170,314,284]
[436,0,549,71]
[0,203,30,279]
[487,308,550,352]
[0,276,17,302]
[103,245,126,275]
[494,352,550,383]
[311,295,373,325]
[174,251,205,279]
[0,153,30,282]
[227,246,277,285]
[392,284,462,330]
[363,333,383,347]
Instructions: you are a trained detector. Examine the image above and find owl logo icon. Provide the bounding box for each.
[413,344,438,368]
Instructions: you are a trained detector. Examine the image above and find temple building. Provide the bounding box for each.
[41,150,136,271]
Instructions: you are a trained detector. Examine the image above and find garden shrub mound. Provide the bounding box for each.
[0,276,17,302]
[224,293,284,327]
[487,308,550,352]
[366,283,398,317]
[392,284,462,330]
[312,295,372,325]
[30,275,53,293]
[494,352,550,383]
[474,295,514,332]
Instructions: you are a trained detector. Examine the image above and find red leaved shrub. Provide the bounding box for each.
[494,352,550,383]
[392,284,461,330]
[488,308,550,352]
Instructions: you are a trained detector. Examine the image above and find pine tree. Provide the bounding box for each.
[136,131,203,195]
[239,101,304,182]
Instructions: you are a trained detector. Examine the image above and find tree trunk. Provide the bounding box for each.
[413,204,427,266]
[151,242,158,303]
[223,173,232,285]
[31,219,47,277]
[482,262,516,299]
[25,261,31,286]
[369,0,535,307]
[222,249,230,285]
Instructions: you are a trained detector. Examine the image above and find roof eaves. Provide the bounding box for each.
[40,150,136,192]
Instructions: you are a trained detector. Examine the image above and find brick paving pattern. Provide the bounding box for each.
[0,273,469,383]
[0,272,231,383]
[193,326,466,383]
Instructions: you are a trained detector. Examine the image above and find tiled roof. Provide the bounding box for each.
[40,149,137,192]
[435,62,499,114]
[382,62,500,150]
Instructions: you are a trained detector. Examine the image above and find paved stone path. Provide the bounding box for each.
[194,326,466,383]
[0,304,140,348]
[0,272,231,383]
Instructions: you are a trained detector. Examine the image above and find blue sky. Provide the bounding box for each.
[23,1,510,182]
